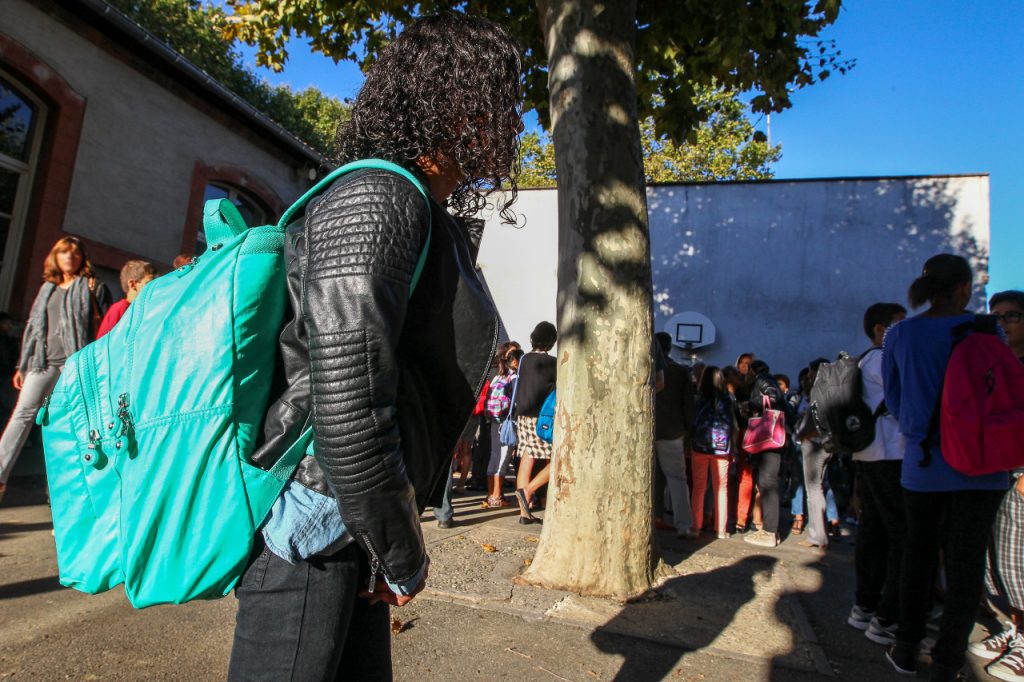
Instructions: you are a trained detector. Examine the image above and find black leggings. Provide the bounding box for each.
[754,450,782,534]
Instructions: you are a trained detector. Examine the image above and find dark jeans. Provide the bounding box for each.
[228,541,392,681]
[853,460,905,621]
[753,449,782,534]
[434,465,455,523]
[896,488,1003,670]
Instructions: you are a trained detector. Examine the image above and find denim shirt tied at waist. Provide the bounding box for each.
[261,453,426,596]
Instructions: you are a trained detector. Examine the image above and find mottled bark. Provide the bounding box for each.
[520,0,656,599]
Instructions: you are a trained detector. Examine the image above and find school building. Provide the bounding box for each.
[1,0,322,317]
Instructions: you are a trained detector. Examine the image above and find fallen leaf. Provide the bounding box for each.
[481,543,498,553]
[524,559,532,566]
[390,617,406,634]
[454,535,466,540]
[526,536,540,543]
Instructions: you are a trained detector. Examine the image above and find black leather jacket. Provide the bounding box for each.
[251,169,499,587]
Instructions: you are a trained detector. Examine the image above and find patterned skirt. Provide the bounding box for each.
[517,416,552,460]
[986,479,1024,610]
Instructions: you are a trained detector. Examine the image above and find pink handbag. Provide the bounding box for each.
[742,396,786,454]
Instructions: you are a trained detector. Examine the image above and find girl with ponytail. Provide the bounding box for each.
[879,253,1008,677]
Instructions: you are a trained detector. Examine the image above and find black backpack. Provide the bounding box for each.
[809,349,886,454]
[693,396,733,456]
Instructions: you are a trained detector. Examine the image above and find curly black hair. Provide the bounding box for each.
[335,13,523,222]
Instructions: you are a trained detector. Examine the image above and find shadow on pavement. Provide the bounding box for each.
[592,555,780,681]
[0,575,63,600]
[0,521,53,537]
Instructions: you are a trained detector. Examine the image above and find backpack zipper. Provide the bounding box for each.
[76,347,103,464]
[115,392,134,453]
[124,281,156,396]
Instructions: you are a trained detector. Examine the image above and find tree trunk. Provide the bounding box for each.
[521,0,656,599]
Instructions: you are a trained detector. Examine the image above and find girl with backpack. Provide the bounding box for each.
[0,237,110,500]
[513,322,557,525]
[689,366,738,539]
[485,346,523,507]
[881,254,1008,680]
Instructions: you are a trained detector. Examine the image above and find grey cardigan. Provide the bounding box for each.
[18,278,108,373]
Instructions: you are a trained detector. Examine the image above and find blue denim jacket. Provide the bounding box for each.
[261,455,426,596]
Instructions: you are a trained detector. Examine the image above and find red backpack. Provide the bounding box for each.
[923,316,1024,475]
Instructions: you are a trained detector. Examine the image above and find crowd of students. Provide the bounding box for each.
[437,321,558,528]
[651,253,1024,682]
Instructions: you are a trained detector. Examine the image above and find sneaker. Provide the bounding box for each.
[865,617,898,646]
[970,625,1017,660]
[920,636,936,656]
[743,529,778,548]
[989,638,1024,682]
[847,604,875,631]
[885,644,917,676]
[717,531,730,540]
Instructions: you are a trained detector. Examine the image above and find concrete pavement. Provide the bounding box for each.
[0,479,1006,680]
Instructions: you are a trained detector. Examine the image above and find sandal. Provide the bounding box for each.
[515,488,539,521]
[791,515,805,535]
[483,496,510,508]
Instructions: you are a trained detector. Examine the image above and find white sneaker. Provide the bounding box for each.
[743,529,778,547]
[970,625,1018,661]
[989,638,1024,682]
[847,604,875,631]
[865,617,898,646]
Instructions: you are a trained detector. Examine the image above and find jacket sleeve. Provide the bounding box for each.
[301,170,431,587]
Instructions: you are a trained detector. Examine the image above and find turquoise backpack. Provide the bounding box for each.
[39,160,430,608]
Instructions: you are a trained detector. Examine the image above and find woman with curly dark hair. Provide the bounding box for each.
[227,13,522,681]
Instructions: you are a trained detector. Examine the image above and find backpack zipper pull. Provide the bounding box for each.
[116,394,137,456]
[116,393,133,437]
[83,429,103,465]
[174,256,198,277]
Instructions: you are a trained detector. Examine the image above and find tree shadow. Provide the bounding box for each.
[0,576,63,600]
[590,555,790,680]
[0,521,53,537]
[648,174,990,375]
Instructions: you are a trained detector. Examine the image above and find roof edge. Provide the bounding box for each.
[72,0,325,168]
[514,172,990,192]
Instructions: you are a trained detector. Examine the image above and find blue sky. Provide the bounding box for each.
[238,1,1022,296]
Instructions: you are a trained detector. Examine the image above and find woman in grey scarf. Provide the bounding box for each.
[0,236,109,500]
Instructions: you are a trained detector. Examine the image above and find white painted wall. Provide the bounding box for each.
[478,175,990,379]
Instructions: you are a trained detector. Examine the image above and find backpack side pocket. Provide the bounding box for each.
[41,356,124,594]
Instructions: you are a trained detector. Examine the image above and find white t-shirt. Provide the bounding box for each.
[853,348,905,462]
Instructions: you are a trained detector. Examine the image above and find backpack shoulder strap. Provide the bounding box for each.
[919,315,981,467]
[858,346,882,362]
[278,159,433,294]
